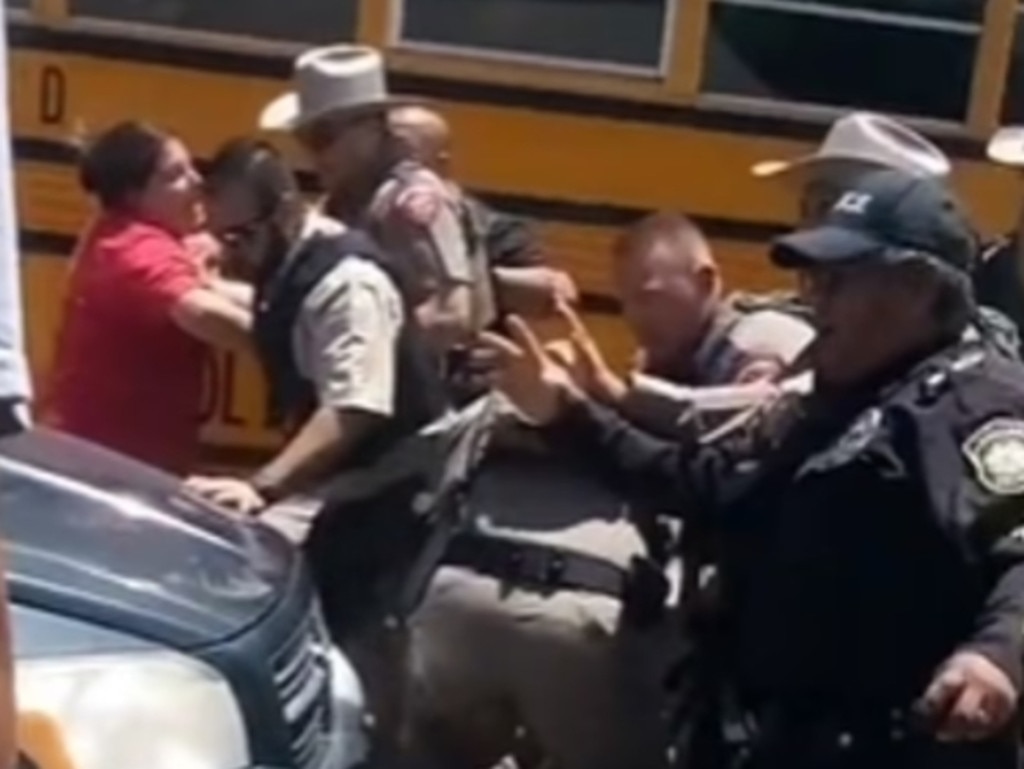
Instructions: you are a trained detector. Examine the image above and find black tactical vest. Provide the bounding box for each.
[252,229,447,465]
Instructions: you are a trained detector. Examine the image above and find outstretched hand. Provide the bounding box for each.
[548,301,628,405]
[480,314,580,425]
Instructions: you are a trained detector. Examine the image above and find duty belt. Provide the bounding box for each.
[445,531,631,600]
[723,701,921,768]
[445,532,670,628]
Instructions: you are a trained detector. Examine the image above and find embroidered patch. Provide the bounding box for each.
[395,184,442,225]
[963,419,1024,496]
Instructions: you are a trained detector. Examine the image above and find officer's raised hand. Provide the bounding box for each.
[917,650,1018,742]
[481,315,579,425]
[549,301,629,406]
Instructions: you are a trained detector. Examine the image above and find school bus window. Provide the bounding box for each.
[702,0,980,121]
[69,0,358,43]
[1001,2,1024,123]
[397,0,674,71]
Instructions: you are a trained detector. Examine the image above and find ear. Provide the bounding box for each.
[694,263,720,298]
[275,190,304,225]
[436,148,452,174]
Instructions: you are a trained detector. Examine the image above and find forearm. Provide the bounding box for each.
[250,407,375,502]
[545,395,700,514]
[615,376,692,439]
[493,267,555,317]
[172,289,253,353]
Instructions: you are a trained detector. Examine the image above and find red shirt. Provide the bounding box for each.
[43,214,206,474]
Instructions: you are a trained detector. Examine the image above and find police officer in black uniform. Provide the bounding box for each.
[486,168,1024,769]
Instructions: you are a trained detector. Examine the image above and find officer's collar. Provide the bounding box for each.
[813,333,963,408]
[283,210,344,261]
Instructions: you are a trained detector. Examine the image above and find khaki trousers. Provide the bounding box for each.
[400,566,674,769]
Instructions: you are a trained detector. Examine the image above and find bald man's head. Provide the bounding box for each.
[613,212,722,369]
[613,212,716,273]
[389,106,452,176]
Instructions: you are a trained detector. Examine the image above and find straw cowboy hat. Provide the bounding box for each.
[260,44,421,131]
[752,112,951,179]
[987,126,1024,167]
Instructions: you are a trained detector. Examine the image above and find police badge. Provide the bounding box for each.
[963,418,1024,496]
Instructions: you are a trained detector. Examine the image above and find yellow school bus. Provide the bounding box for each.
[7,0,1024,470]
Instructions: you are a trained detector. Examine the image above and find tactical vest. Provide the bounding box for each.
[252,229,448,465]
[690,292,812,386]
[727,289,814,324]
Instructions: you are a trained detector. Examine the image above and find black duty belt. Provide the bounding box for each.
[723,702,922,767]
[445,531,631,600]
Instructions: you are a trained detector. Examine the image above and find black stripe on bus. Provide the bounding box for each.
[13,136,791,242]
[20,227,73,254]
[7,23,988,161]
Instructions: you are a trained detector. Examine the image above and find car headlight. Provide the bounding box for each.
[16,650,248,769]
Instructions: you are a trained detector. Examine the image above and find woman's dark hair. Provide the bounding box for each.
[205,137,298,218]
[78,120,170,210]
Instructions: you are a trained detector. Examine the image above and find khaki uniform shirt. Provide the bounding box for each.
[290,212,403,417]
[365,161,496,335]
[622,305,815,439]
[261,212,404,543]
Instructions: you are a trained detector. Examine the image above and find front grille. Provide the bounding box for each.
[271,608,335,769]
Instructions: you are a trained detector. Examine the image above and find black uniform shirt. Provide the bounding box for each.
[548,339,1024,710]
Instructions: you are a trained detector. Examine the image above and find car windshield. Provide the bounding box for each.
[0,16,31,428]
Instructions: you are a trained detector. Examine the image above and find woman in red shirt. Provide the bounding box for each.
[44,121,252,474]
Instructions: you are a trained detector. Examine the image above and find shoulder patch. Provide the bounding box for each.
[394,182,443,226]
[963,418,1024,496]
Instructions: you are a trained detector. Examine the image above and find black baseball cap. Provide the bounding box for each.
[771,168,977,273]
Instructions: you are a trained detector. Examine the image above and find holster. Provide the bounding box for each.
[304,476,430,643]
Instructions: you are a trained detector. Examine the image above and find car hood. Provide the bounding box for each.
[0,429,294,648]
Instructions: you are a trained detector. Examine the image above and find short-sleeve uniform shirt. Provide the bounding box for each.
[289,214,404,418]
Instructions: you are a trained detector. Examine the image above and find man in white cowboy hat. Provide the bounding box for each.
[753,111,952,226]
[755,111,1021,360]
[972,125,1024,357]
[261,44,489,357]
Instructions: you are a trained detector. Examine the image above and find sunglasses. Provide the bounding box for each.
[216,214,271,249]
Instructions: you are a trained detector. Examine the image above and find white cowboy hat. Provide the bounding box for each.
[260,44,421,132]
[752,112,951,179]
[986,126,1024,167]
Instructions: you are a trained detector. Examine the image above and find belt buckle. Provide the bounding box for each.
[509,547,566,587]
